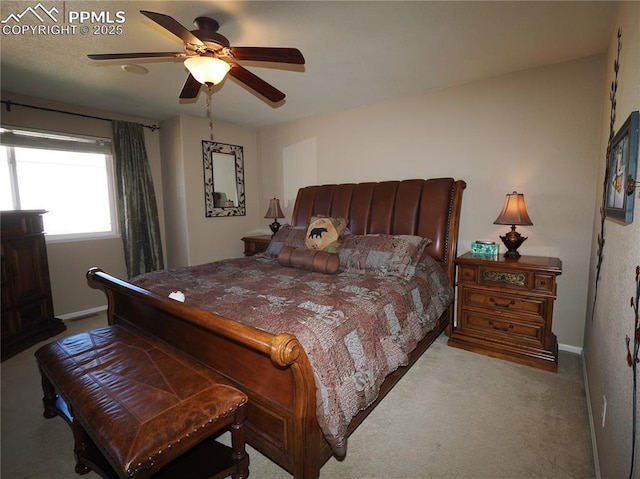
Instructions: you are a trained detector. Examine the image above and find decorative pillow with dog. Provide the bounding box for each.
[304,216,347,253]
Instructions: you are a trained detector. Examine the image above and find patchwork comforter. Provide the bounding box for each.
[131,254,453,456]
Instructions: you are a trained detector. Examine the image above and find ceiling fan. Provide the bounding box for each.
[88,10,305,103]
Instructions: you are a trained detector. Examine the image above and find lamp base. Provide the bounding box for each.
[499,225,527,259]
[269,219,282,237]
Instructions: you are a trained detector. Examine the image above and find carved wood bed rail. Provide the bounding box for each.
[87,178,466,478]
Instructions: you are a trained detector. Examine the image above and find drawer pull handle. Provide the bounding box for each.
[489,298,516,308]
[489,320,514,332]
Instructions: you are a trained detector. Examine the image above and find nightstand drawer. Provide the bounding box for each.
[458,265,478,283]
[473,267,557,296]
[459,310,545,348]
[461,288,545,317]
[533,273,556,293]
[479,266,530,291]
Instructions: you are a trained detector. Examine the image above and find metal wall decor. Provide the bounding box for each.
[593,28,622,318]
[202,140,246,217]
[626,265,639,479]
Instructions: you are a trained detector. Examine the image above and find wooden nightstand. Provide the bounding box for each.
[241,235,272,256]
[448,252,562,372]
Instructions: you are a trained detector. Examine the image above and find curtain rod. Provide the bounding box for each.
[1,100,160,132]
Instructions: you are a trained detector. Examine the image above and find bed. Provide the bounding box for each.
[87,177,465,478]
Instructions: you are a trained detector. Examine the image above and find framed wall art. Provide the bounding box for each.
[606,110,639,224]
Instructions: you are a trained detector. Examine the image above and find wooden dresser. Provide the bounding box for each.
[1,210,66,361]
[448,252,562,372]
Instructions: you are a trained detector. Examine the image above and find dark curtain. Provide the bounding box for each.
[112,121,164,278]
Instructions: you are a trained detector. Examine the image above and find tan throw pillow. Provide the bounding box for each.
[304,216,347,253]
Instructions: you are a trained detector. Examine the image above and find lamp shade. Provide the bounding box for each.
[184,56,230,85]
[494,191,533,226]
[264,198,285,219]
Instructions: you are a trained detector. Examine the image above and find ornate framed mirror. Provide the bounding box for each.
[202,140,246,217]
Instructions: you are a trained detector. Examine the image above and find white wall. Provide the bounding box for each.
[256,56,605,349]
[584,3,640,477]
[159,115,190,269]
[158,114,260,267]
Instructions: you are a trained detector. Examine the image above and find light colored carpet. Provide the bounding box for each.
[1,313,595,478]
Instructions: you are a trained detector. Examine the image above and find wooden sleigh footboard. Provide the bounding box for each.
[87,267,323,478]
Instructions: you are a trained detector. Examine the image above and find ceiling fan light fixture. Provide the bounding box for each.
[184,56,230,85]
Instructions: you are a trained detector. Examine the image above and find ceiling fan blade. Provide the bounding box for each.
[179,74,202,99]
[228,64,286,103]
[140,10,204,47]
[229,47,305,65]
[88,52,186,60]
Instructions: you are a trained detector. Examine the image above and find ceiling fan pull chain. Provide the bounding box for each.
[206,87,214,140]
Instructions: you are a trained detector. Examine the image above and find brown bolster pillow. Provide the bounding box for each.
[278,246,340,274]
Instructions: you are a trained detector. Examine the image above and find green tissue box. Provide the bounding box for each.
[471,241,498,256]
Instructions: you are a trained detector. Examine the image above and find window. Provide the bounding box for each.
[0,127,118,241]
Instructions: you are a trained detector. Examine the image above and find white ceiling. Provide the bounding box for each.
[0,1,617,129]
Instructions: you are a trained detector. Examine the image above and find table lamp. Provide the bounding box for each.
[493,191,533,259]
[264,198,285,236]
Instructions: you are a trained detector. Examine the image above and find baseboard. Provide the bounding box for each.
[58,305,107,321]
[582,352,601,479]
[559,343,582,355]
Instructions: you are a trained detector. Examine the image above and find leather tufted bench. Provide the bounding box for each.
[35,324,249,479]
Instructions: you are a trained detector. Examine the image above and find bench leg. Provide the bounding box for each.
[38,365,74,426]
[39,368,59,419]
[230,403,249,479]
[70,410,93,476]
[37,365,91,476]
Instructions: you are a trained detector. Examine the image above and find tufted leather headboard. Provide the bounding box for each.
[291,178,466,284]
